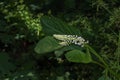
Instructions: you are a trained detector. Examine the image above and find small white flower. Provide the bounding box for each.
[53,34,68,41]
[59,41,68,46]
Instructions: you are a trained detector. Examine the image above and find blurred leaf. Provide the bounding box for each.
[98,75,111,80]
[64,0,75,9]
[0,33,14,43]
[65,50,92,63]
[34,36,62,54]
[41,16,81,35]
[0,20,7,32]
[0,53,15,74]
[9,71,38,80]
[56,76,64,80]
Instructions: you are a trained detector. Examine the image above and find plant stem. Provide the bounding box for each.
[92,61,105,68]
[86,45,120,79]
[86,45,108,67]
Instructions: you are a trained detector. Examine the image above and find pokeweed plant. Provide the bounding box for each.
[35,16,119,79]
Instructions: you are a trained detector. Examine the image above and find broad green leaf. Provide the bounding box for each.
[34,36,62,54]
[65,50,92,63]
[40,16,81,35]
[54,45,83,57]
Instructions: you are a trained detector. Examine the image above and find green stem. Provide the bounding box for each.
[86,45,120,79]
[86,45,108,67]
[92,61,105,68]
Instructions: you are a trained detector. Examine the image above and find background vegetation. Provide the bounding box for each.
[0,0,120,80]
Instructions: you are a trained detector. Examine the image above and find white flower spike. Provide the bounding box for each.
[53,34,88,47]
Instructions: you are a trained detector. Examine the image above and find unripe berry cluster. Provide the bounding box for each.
[17,5,42,36]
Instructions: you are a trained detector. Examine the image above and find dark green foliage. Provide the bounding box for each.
[0,53,15,75]
[41,16,81,35]
[0,0,120,80]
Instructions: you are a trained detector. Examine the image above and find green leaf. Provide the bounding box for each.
[41,16,81,35]
[65,50,92,63]
[54,45,83,57]
[34,36,62,54]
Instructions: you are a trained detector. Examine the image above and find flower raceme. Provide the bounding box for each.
[53,34,88,47]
